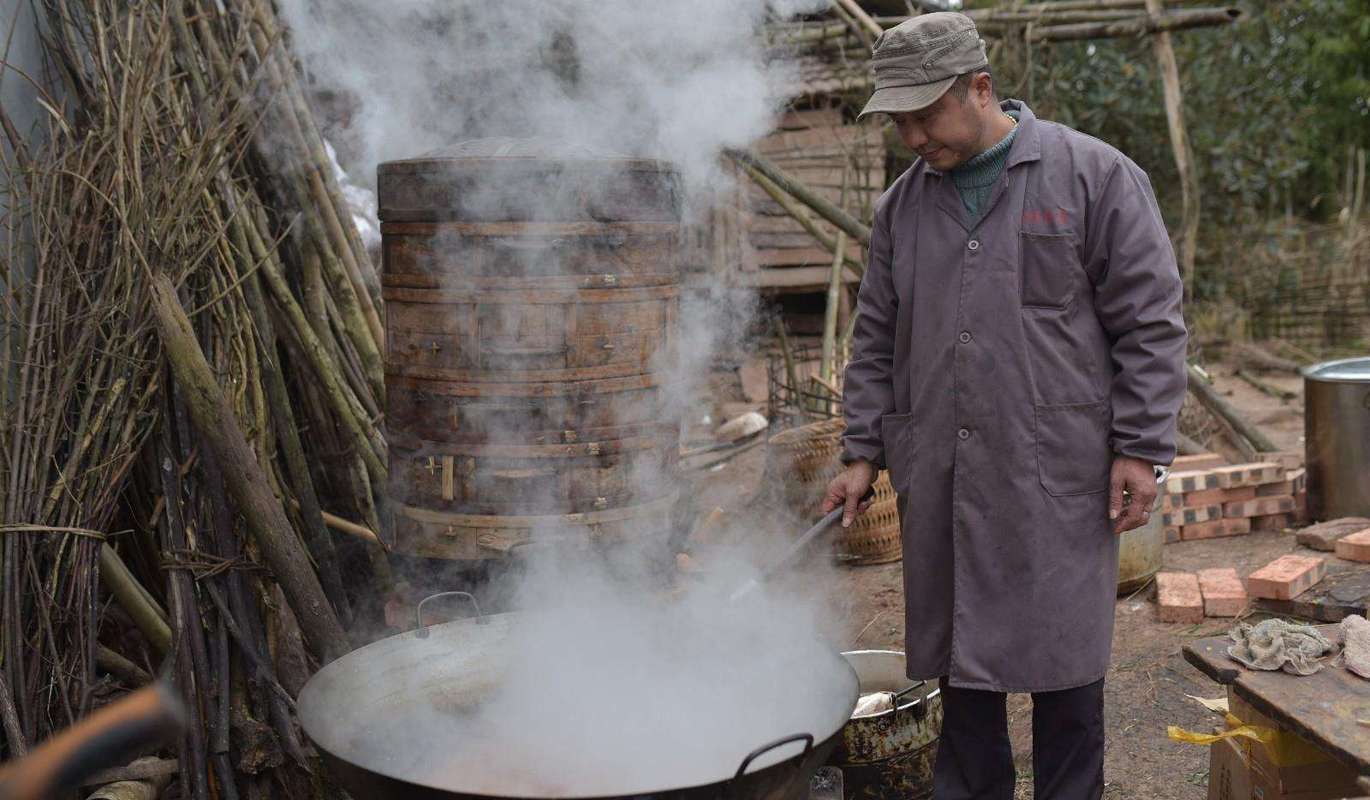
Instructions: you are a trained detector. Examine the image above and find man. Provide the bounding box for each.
[821,12,1187,800]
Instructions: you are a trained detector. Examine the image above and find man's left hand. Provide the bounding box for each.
[1109,455,1158,535]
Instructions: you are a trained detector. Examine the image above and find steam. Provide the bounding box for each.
[281,1,867,794]
[278,0,826,203]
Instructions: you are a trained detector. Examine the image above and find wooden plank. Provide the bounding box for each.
[1183,624,1370,773]
[754,246,846,267]
[732,265,862,289]
[757,126,884,153]
[775,107,843,130]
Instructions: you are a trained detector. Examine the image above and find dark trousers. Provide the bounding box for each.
[932,677,1105,800]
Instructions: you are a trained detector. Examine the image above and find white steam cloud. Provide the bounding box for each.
[283,2,868,793]
[280,0,827,199]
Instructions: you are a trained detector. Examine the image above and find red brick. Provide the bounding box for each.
[1262,450,1304,471]
[1224,495,1296,519]
[1256,469,1306,497]
[1172,453,1227,471]
[1246,555,1326,600]
[1223,486,1257,502]
[1163,526,1181,544]
[1198,568,1248,617]
[1163,503,1224,527]
[1156,572,1204,623]
[1179,487,1229,506]
[1179,517,1251,541]
[1165,470,1220,494]
[1251,513,1292,532]
[1334,529,1370,562]
[1211,462,1285,489]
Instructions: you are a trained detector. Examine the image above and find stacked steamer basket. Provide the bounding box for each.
[378,140,682,561]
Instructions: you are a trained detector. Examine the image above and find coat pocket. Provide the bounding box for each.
[1019,231,1080,310]
[1035,401,1111,496]
[881,412,915,493]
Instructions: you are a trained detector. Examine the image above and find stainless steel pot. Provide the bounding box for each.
[828,651,942,800]
[1303,357,1370,520]
[297,597,859,800]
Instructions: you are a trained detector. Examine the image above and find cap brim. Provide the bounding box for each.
[857,76,957,118]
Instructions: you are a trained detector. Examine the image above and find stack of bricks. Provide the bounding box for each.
[1156,568,1249,621]
[1160,455,1307,543]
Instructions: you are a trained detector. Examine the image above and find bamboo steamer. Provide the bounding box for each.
[766,419,902,566]
[389,430,678,516]
[379,141,682,559]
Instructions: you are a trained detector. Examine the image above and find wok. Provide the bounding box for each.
[298,594,859,800]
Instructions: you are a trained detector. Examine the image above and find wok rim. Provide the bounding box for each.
[298,612,860,799]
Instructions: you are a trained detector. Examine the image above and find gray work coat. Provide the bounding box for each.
[841,100,1187,692]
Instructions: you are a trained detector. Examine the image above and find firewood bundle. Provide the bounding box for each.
[1,0,391,795]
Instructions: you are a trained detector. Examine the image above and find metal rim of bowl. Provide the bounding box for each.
[1300,356,1370,383]
[840,650,940,717]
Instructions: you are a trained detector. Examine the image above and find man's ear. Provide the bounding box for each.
[974,72,994,108]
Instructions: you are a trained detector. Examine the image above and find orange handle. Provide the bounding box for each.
[0,682,184,800]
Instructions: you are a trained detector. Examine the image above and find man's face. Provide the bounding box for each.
[889,87,987,171]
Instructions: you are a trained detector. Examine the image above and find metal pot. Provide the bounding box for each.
[297,597,859,800]
[827,651,942,800]
[1303,357,1370,520]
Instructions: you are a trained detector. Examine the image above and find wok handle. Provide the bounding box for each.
[413,591,485,638]
[732,733,814,780]
[0,682,184,800]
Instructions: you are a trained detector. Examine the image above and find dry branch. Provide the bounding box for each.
[1026,8,1241,41]
[149,274,348,664]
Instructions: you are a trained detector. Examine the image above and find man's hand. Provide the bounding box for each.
[821,460,878,528]
[1109,455,1158,534]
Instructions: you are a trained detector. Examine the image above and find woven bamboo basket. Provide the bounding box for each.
[765,418,902,566]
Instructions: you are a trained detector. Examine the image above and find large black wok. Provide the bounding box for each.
[298,597,858,800]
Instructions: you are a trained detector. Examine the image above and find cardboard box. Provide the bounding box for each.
[1226,691,1360,799]
[1209,736,1252,800]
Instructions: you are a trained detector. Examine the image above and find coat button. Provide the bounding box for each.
[958,427,970,440]
[958,331,972,344]
[967,239,980,251]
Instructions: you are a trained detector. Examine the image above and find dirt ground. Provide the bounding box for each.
[688,358,1334,799]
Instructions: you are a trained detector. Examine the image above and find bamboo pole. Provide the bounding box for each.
[832,0,882,37]
[821,228,849,402]
[148,274,348,664]
[1234,370,1298,401]
[820,170,850,416]
[248,209,388,484]
[1185,364,1280,453]
[1144,0,1200,302]
[1175,430,1206,456]
[241,264,353,622]
[726,149,872,246]
[157,420,211,800]
[1025,8,1240,41]
[97,545,171,656]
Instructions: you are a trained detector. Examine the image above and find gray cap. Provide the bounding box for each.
[858,12,989,119]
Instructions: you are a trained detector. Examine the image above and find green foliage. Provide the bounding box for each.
[983,0,1370,301]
